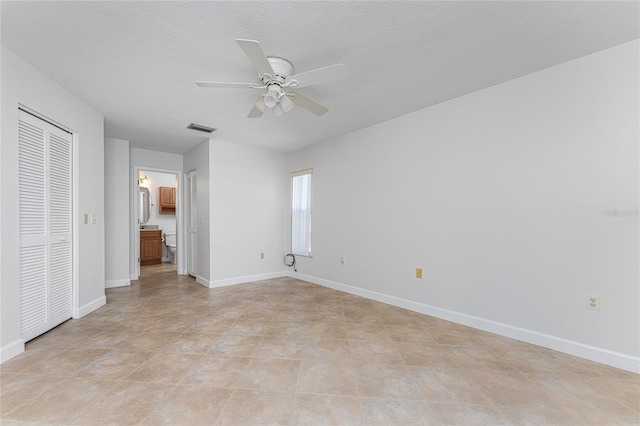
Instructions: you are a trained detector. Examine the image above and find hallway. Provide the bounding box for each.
[1,265,638,424]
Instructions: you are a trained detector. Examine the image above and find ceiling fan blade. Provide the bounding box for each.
[289,90,329,116]
[237,39,274,78]
[285,64,347,88]
[196,81,257,89]
[247,96,266,118]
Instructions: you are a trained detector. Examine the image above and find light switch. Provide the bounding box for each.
[91,213,96,224]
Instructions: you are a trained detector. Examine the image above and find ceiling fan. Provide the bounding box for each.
[196,39,347,118]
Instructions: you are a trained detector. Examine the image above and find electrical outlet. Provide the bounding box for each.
[587,295,600,311]
[416,268,423,279]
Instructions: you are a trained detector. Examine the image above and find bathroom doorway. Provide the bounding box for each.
[133,167,182,279]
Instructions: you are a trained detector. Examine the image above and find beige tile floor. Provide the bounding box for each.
[1,263,638,425]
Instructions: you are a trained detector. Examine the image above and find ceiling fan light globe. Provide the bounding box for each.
[273,103,285,116]
[280,95,294,112]
[264,94,278,108]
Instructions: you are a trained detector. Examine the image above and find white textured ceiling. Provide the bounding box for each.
[1,1,638,154]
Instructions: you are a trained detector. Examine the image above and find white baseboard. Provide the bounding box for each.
[196,275,210,288]
[208,271,286,289]
[287,271,640,374]
[129,273,138,280]
[0,339,25,364]
[105,279,130,289]
[73,295,107,319]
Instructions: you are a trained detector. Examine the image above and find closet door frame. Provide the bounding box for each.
[185,169,197,277]
[18,105,79,340]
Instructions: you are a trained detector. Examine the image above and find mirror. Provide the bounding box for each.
[139,187,150,225]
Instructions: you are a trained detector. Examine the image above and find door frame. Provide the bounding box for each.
[185,169,197,277]
[131,166,184,279]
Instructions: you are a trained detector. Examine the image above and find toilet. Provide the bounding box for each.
[163,231,177,264]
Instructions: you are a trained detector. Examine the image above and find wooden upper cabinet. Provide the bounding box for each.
[158,186,176,215]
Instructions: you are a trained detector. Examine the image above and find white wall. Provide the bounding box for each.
[183,139,211,284]
[209,140,288,286]
[129,147,183,277]
[104,138,130,288]
[1,46,105,362]
[288,40,639,371]
[130,147,183,173]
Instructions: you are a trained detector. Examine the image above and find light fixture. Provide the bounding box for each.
[138,174,149,186]
[279,94,294,112]
[273,103,284,116]
[262,84,296,115]
[264,85,281,108]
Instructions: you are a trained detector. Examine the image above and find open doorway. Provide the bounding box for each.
[134,168,181,278]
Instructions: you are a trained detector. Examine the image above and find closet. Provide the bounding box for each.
[18,109,73,341]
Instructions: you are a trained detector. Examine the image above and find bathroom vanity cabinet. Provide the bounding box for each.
[159,186,176,215]
[140,229,163,265]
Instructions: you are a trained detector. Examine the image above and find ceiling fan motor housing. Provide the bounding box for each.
[266,57,293,83]
[263,58,294,109]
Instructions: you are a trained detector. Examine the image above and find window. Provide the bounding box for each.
[291,169,312,257]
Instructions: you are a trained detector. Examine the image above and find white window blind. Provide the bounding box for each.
[291,169,312,257]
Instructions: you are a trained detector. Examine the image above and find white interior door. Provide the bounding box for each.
[186,171,197,277]
[18,109,72,341]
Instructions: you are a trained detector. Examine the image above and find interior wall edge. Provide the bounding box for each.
[72,295,106,319]
[196,275,210,288]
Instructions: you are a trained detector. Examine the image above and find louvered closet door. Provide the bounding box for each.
[18,110,73,341]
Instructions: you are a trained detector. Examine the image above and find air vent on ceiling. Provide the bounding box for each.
[187,123,216,133]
